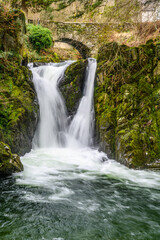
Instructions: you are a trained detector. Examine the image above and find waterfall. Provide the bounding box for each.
[68,58,97,146]
[31,59,97,149]
[8,57,160,240]
[10,59,160,240]
[31,62,70,148]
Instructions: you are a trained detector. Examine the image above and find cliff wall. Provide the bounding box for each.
[95,39,160,169]
[0,8,39,175]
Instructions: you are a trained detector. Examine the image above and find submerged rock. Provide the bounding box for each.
[0,142,23,177]
[101,156,108,163]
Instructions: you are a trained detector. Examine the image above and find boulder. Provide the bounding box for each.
[0,142,23,177]
[59,60,87,116]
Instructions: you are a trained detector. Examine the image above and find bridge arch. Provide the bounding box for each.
[55,38,90,59]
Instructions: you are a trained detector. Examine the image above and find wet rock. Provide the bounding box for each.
[144,160,160,170]
[0,66,39,156]
[33,62,49,67]
[95,40,160,168]
[0,142,23,177]
[0,7,39,156]
[101,156,108,163]
[59,60,87,115]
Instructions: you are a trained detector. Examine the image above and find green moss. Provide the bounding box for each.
[0,6,39,156]
[95,41,160,168]
[60,60,87,114]
[0,141,23,176]
[0,57,38,153]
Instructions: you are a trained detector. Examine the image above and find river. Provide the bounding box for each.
[0,60,160,240]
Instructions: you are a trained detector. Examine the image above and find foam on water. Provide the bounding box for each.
[1,59,159,239]
[16,60,160,204]
[17,146,160,205]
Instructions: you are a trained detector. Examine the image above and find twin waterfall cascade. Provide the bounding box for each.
[31,59,97,149]
[2,59,160,240]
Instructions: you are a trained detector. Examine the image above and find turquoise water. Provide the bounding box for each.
[0,148,160,240]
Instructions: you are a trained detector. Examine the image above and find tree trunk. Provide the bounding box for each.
[22,0,28,23]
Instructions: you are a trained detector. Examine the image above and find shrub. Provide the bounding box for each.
[27,24,53,52]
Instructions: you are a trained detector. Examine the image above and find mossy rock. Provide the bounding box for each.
[59,60,87,115]
[0,7,39,156]
[95,41,160,168]
[0,62,39,155]
[0,142,23,177]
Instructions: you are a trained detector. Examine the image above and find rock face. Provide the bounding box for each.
[95,40,160,169]
[59,60,87,116]
[0,142,23,177]
[0,63,39,156]
[0,7,39,176]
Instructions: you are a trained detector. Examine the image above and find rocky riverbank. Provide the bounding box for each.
[0,9,39,176]
[95,39,160,169]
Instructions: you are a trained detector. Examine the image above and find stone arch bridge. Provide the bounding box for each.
[43,22,110,58]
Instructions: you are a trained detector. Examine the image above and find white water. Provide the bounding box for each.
[32,59,96,148]
[17,147,160,206]
[69,58,97,146]
[17,59,160,203]
[31,62,72,148]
